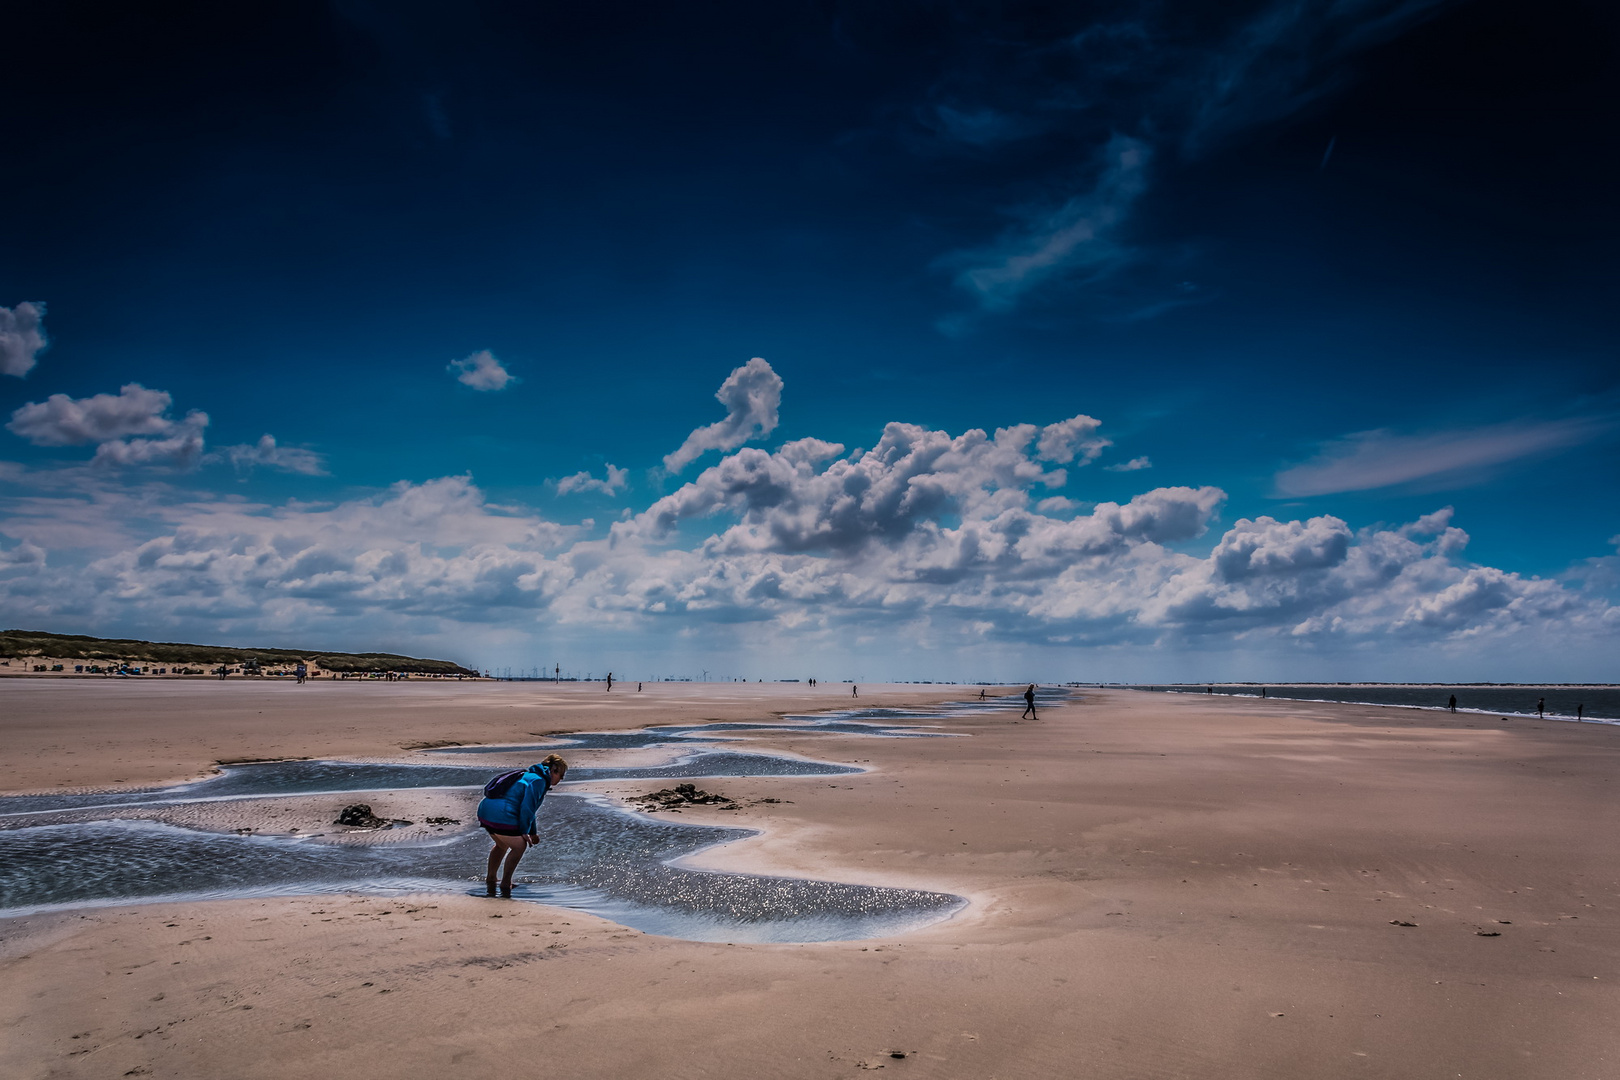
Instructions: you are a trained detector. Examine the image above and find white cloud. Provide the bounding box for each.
[6,383,325,474]
[951,135,1150,311]
[662,358,783,472]
[448,349,517,392]
[91,412,210,470]
[556,464,628,497]
[1106,456,1152,472]
[1035,414,1110,465]
[0,376,1612,676]
[8,384,178,446]
[0,541,45,569]
[1274,418,1612,497]
[0,302,47,378]
[216,434,328,476]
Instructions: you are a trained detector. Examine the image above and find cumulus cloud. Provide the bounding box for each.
[662,358,783,472]
[0,375,1611,674]
[91,412,210,470]
[556,464,628,497]
[0,302,48,378]
[7,383,211,470]
[448,349,517,391]
[1274,418,1612,497]
[8,384,178,446]
[1036,414,1110,465]
[215,434,328,476]
[6,383,324,473]
[1106,456,1152,472]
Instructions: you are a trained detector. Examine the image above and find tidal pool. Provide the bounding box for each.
[0,702,1033,939]
[0,794,963,941]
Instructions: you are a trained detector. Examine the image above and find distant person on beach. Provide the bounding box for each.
[637,682,642,692]
[979,688,986,700]
[1448,694,1457,713]
[852,684,858,697]
[1577,704,1584,722]
[477,754,566,898]
[1538,697,1545,718]
[1022,685,1037,720]
[606,672,613,692]
[1261,687,1266,698]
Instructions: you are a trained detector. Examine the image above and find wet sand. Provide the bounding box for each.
[3,683,1619,1079]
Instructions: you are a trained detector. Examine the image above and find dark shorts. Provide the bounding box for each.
[480,818,524,836]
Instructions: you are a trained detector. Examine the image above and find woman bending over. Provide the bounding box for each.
[477,753,567,898]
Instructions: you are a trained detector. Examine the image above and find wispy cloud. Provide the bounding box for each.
[950,136,1150,312]
[0,302,47,378]
[934,0,1460,316]
[1274,417,1614,497]
[1182,0,1455,156]
[215,434,328,476]
[448,349,517,391]
[1106,456,1152,472]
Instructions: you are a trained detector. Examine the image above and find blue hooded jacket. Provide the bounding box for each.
[476,764,553,834]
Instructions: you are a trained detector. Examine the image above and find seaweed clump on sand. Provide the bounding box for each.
[630,783,738,812]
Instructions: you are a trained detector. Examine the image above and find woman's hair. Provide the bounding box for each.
[541,753,567,777]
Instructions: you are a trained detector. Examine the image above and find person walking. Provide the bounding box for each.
[1537,697,1545,719]
[1022,684,1038,720]
[852,684,858,698]
[477,755,567,898]
[606,671,613,692]
[1577,703,1585,723]
[1448,694,1457,713]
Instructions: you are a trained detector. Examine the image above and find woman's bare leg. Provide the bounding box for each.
[500,843,526,894]
[485,832,526,896]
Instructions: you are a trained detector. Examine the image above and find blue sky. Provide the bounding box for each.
[1,0,1616,680]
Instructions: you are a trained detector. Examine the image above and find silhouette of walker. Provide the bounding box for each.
[1448,694,1457,713]
[1022,684,1038,720]
[1537,697,1545,719]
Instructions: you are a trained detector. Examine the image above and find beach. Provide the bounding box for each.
[2,681,1618,1079]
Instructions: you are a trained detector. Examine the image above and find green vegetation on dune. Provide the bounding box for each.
[0,629,477,676]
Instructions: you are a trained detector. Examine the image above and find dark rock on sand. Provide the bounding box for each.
[336,804,387,828]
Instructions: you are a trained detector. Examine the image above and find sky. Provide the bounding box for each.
[1,0,1617,681]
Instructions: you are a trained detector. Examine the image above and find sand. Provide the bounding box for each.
[2,682,1618,1079]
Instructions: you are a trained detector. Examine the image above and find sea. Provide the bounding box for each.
[1120,684,1620,724]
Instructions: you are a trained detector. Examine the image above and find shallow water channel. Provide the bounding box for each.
[0,693,1060,940]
